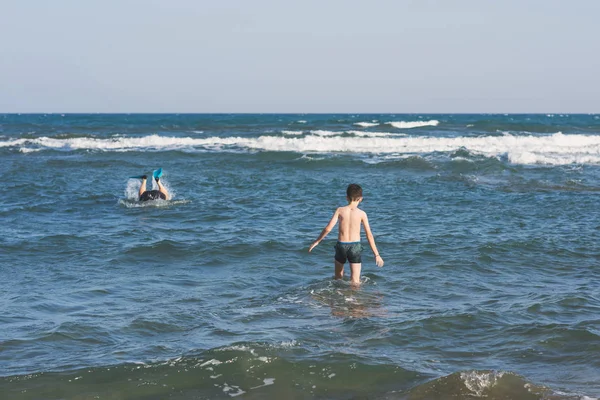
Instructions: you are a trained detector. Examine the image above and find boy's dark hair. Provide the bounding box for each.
[346,184,363,201]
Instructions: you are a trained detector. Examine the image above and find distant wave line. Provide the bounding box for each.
[3,132,600,165]
[353,120,440,129]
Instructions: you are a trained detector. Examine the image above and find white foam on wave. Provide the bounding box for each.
[250,378,275,390]
[222,383,245,397]
[388,120,439,129]
[231,132,600,165]
[5,134,218,152]
[19,147,41,153]
[310,130,340,137]
[346,130,403,138]
[217,344,257,355]
[200,359,223,368]
[5,132,600,166]
[281,130,304,135]
[0,138,26,148]
[460,371,504,396]
[297,154,326,161]
[354,121,380,127]
[310,130,403,138]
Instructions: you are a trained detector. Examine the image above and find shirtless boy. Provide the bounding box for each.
[308,184,384,285]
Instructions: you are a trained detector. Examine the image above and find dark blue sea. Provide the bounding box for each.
[1,114,599,399]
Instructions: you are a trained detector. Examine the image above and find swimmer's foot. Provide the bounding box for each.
[141,175,147,180]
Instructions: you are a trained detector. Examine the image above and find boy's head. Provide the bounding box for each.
[346,184,363,202]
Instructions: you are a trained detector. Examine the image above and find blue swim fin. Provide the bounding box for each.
[129,175,146,179]
[153,168,163,180]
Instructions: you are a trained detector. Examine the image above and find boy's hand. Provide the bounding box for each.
[375,255,384,267]
[308,241,319,252]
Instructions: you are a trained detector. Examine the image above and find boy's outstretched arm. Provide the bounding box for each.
[362,213,384,267]
[308,208,340,252]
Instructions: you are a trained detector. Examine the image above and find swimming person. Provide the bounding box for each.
[308,183,384,285]
[138,174,170,201]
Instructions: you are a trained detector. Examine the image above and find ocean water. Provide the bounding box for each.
[0,113,599,399]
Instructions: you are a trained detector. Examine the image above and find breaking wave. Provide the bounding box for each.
[3,132,600,166]
[388,119,439,129]
[0,346,587,400]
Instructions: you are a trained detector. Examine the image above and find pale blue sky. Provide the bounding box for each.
[1,0,598,113]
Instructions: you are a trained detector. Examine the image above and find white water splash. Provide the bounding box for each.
[124,179,142,200]
[460,371,504,396]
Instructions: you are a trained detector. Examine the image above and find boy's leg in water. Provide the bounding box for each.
[350,263,362,285]
[334,260,344,280]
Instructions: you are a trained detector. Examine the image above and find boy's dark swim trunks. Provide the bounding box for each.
[334,241,363,264]
[139,190,166,201]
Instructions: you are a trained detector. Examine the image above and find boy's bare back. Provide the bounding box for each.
[336,205,366,242]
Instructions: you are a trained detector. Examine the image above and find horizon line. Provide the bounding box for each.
[1,112,598,115]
